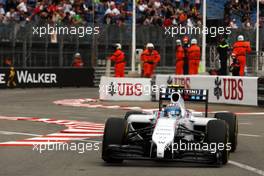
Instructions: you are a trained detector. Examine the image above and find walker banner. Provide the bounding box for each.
[0,68,94,88]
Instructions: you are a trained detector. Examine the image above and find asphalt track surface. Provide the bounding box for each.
[0,88,264,176]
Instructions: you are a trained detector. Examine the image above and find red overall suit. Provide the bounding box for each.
[141,49,160,78]
[110,49,126,77]
[187,44,201,75]
[232,41,251,76]
[72,58,84,68]
[175,45,185,74]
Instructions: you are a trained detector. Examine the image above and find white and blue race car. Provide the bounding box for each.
[102,86,238,166]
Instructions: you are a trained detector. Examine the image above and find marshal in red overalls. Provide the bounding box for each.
[140,43,160,78]
[187,39,201,75]
[109,46,126,77]
[232,35,251,76]
[175,40,185,75]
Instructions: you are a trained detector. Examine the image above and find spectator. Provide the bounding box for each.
[3,8,19,24]
[72,53,84,68]
[178,10,188,25]
[0,0,203,26]
[224,0,256,29]
[0,2,5,15]
[195,0,201,10]
[183,0,189,9]
[137,0,148,13]
[3,58,12,67]
[229,18,238,29]
[0,3,4,22]
[61,11,71,25]
[17,0,28,13]
[104,2,120,24]
[174,0,181,9]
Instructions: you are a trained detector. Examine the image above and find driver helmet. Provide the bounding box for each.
[164,104,182,118]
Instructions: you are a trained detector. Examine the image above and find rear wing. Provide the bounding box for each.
[159,86,209,117]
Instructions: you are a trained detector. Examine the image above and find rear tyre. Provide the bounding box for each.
[102,118,128,163]
[215,112,238,152]
[124,111,144,120]
[206,120,229,165]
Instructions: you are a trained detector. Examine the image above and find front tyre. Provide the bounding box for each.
[206,120,229,165]
[102,118,128,163]
[215,112,238,152]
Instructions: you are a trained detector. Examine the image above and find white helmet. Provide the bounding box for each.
[237,35,244,41]
[115,43,122,49]
[191,38,197,45]
[146,43,154,48]
[74,53,81,57]
[176,39,182,45]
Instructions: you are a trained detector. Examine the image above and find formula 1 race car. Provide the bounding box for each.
[102,86,238,166]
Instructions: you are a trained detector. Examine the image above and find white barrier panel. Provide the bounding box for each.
[99,76,152,101]
[155,75,258,106]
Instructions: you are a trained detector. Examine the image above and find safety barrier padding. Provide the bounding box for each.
[0,68,94,88]
[258,77,264,106]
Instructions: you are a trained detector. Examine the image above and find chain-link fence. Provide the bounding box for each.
[0,23,263,75]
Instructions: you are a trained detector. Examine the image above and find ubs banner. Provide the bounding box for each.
[155,75,258,106]
[0,68,94,88]
[99,76,152,101]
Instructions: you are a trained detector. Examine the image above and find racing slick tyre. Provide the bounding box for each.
[206,120,229,165]
[215,112,238,152]
[124,111,144,120]
[102,118,128,163]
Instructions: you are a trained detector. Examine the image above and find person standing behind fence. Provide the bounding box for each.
[182,36,190,74]
[217,38,229,75]
[175,39,185,75]
[232,35,251,76]
[229,53,240,76]
[3,58,12,67]
[187,38,201,75]
[72,53,84,68]
[108,43,126,77]
[141,43,160,78]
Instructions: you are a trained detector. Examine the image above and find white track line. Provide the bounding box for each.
[0,141,63,145]
[236,112,264,115]
[238,133,262,138]
[239,123,252,125]
[46,133,102,137]
[0,131,41,137]
[229,160,264,176]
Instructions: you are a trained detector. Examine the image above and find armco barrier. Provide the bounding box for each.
[0,68,94,88]
[258,77,264,106]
